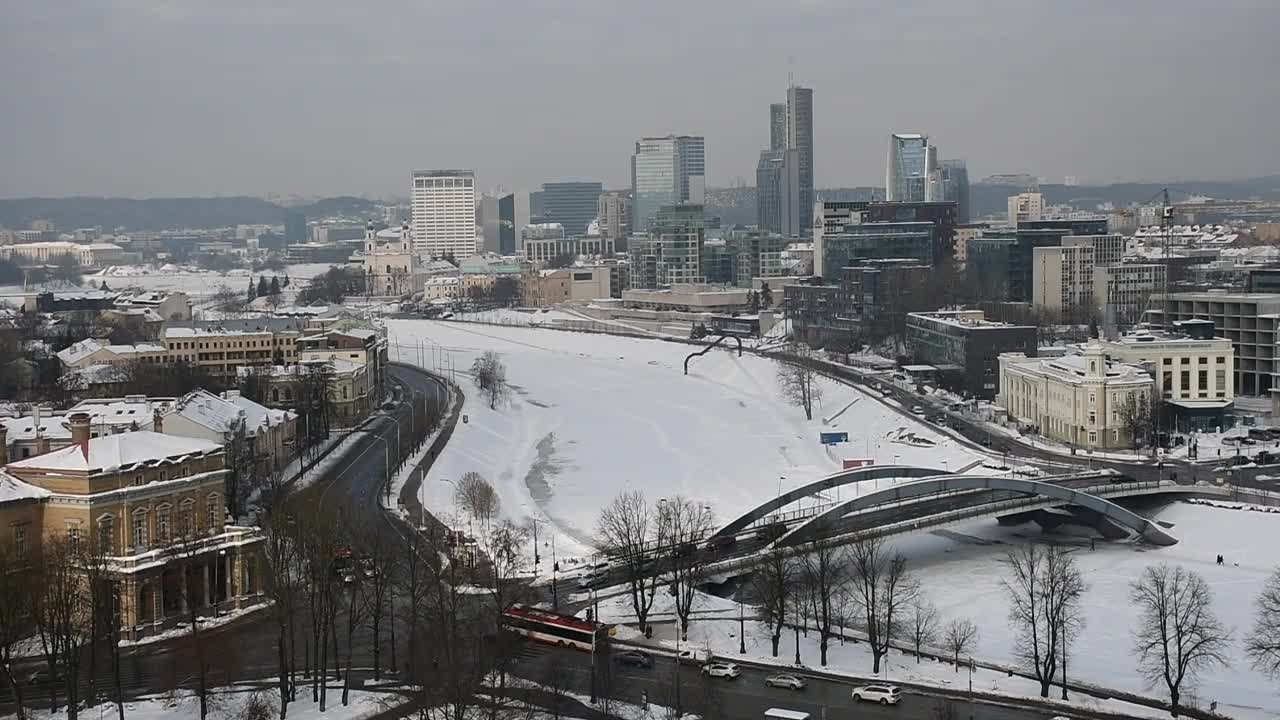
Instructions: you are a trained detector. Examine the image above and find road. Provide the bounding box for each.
[513,643,1050,720]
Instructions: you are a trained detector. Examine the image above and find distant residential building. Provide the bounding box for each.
[886,134,939,203]
[541,182,603,236]
[1094,263,1166,326]
[1008,192,1045,225]
[597,191,632,249]
[2,396,170,460]
[628,205,705,289]
[522,267,613,307]
[1032,245,1095,321]
[56,339,168,370]
[0,241,124,267]
[756,149,801,236]
[498,191,531,256]
[163,389,296,472]
[114,290,192,321]
[244,359,371,424]
[162,318,305,384]
[311,225,365,244]
[732,234,789,289]
[998,344,1154,450]
[1098,320,1233,432]
[411,169,477,259]
[631,135,705,231]
[786,85,815,233]
[905,310,1037,399]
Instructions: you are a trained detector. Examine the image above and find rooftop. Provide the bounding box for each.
[0,471,51,504]
[166,389,245,434]
[909,310,1033,330]
[6,431,221,475]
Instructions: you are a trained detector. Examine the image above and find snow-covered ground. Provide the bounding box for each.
[0,262,339,303]
[119,602,271,648]
[387,319,989,565]
[27,682,393,720]
[593,501,1280,719]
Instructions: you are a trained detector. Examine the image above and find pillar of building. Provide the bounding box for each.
[178,566,189,614]
[231,550,244,609]
[204,561,213,608]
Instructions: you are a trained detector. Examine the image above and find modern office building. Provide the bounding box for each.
[769,103,787,152]
[886,134,939,203]
[784,261,930,345]
[1032,244,1096,321]
[498,191,531,256]
[939,160,971,224]
[1008,192,1045,225]
[817,223,934,281]
[597,191,632,248]
[732,234,789,289]
[631,135,706,231]
[970,220,1111,303]
[998,345,1154,450]
[813,199,957,274]
[1093,263,1166,326]
[410,169,477,259]
[541,182,604,236]
[786,85,815,234]
[479,194,500,254]
[905,310,1038,399]
[756,149,801,236]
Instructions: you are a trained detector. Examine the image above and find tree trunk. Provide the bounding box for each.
[278,622,289,719]
[770,630,780,657]
[318,620,328,712]
[372,601,382,682]
[819,632,829,666]
[793,624,800,665]
[1170,686,1180,717]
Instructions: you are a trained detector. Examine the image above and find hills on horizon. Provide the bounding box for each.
[2,176,1279,233]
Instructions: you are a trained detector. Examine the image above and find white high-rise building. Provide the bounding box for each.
[410,169,477,259]
[1008,192,1045,225]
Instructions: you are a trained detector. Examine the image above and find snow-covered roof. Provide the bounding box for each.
[0,471,51,504]
[1,415,72,442]
[221,392,295,432]
[241,358,366,377]
[57,339,108,365]
[6,431,221,474]
[166,390,244,434]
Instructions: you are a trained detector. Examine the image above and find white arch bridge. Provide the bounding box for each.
[709,465,1199,548]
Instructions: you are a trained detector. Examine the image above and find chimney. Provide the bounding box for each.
[153,409,164,434]
[69,412,92,446]
[0,423,8,466]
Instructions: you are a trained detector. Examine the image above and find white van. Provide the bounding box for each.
[763,710,810,720]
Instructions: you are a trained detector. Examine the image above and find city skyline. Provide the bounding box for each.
[1,2,1278,198]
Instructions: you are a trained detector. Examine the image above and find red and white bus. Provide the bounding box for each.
[500,605,613,651]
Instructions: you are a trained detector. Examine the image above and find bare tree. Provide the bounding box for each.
[596,491,663,635]
[909,595,941,663]
[1116,390,1160,451]
[0,538,33,720]
[944,618,979,671]
[802,543,849,666]
[776,347,823,421]
[454,471,500,536]
[471,351,510,410]
[359,520,400,684]
[1002,544,1089,698]
[260,471,303,718]
[751,545,797,658]
[1130,563,1232,716]
[1247,566,1280,681]
[848,536,917,674]
[657,497,716,641]
[80,535,126,720]
[31,535,92,719]
[484,519,532,619]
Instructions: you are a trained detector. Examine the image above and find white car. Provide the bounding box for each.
[851,684,901,705]
[764,673,806,690]
[700,662,741,679]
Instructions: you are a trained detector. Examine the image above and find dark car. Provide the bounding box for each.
[615,650,654,669]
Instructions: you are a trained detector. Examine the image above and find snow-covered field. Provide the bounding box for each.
[594,502,1280,719]
[387,319,988,564]
[27,683,392,720]
[0,262,338,302]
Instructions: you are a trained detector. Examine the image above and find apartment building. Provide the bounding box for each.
[57,339,169,369]
[162,319,303,383]
[242,359,371,424]
[998,344,1154,450]
[1,396,172,460]
[1093,263,1166,326]
[162,389,297,472]
[3,420,263,639]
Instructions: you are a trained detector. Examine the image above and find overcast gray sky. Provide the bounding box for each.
[2,1,1278,199]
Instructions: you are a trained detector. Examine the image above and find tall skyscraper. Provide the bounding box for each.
[630,135,706,232]
[410,169,477,259]
[886,134,939,203]
[479,194,501,253]
[756,149,800,236]
[786,86,814,234]
[769,103,787,152]
[939,159,971,223]
[498,191,531,256]
[541,181,604,236]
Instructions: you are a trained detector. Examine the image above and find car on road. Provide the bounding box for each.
[764,673,806,690]
[614,650,654,669]
[851,684,901,705]
[701,662,741,679]
[678,648,712,665]
[910,405,926,416]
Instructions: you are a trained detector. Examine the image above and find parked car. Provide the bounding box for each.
[701,662,741,679]
[614,650,654,669]
[764,673,806,690]
[910,406,926,416]
[678,648,711,665]
[851,684,901,705]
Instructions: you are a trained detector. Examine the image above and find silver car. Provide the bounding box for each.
[765,673,806,690]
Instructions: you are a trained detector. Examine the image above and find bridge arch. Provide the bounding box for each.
[710,465,946,540]
[778,475,1177,547]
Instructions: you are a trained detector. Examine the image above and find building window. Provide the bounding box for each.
[1217,356,1225,363]
[206,494,221,534]
[1088,432,1097,444]
[131,510,148,551]
[1180,357,1190,364]
[1198,357,1207,364]
[133,473,144,486]
[98,515,114,551]
[13,524,28,558]
[179,500,195,537]
[156,505,171,543]
[1163,358,1172,365]
[67,525,81,552]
